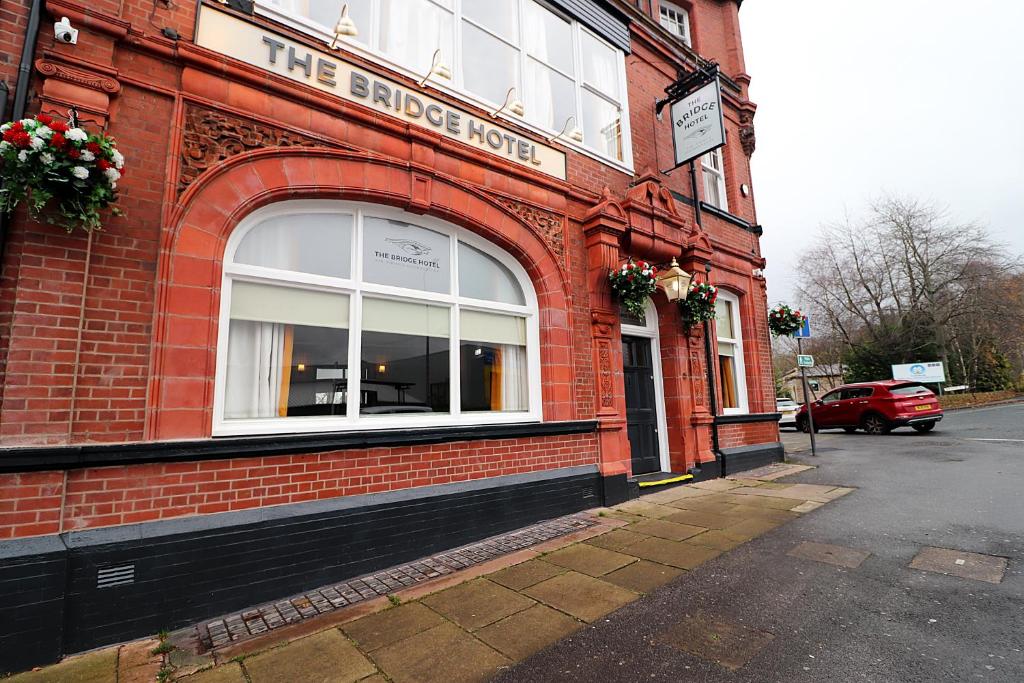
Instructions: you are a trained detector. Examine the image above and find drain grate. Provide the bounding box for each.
[97,563,135,588]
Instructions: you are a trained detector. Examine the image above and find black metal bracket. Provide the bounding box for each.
[655,62,720,119]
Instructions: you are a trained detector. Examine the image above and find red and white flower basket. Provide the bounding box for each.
[0,114,125,232]
[680,282,718,328]
[768,303,806,336]
[609,258,658,317]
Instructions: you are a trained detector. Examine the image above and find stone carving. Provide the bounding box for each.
[598,340,614,408]
[35,60,121,94]
[739,111,756,157]
[178,105,325,193]
[493,196,565,262]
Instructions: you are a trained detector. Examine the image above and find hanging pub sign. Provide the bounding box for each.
[669,77,726,169]
[194,5,567,179]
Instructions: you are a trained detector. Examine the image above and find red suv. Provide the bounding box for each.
[796,381,943,435]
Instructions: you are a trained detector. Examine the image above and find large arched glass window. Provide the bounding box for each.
[214,200,541,436]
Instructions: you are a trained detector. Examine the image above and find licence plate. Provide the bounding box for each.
[915,404,933,411]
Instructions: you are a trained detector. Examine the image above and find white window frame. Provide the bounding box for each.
[620,299,671,473]
[701,147,728,211]
[658,1,691,46]
[212,199,543,437]
[715,290,748,415]
[254,0,634,172]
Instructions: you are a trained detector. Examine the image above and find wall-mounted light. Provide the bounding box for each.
[297,363,306,372]
[474,347,482,356]
[418,48,452,87]
[491,87,524,118]
[548,115,583,144]
[377,364,387,374]
[655,258,693,303]
[329,4,359,49]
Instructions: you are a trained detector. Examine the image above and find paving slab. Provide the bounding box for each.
[724,494,808,511]
[909,546,1008,584]
[720,517,785,541]
[584,528,650,553]
[691,479,745,491]
[542,543,638,577]
[732,484,836,501]
[523,571,638,622]
[733,463,813,480]
[370,622,509,683]
[613,500,679,518]
[5,647,118,683]
[601,559,685,593]
[628,518,707,541]
[179,663,246,682]
[658,613,775,671]
[486,558,565,591]
[639,486,712,504]
[663,509,738,529]
[724,505,800,522]
[243,629,376,683]
[664,499,743,515]
[787,541,871,569]
[342,602,446,652]
[790,500,825,513]
[622,536,721,569]
[684,529,746,552]
[421,578,535,631]
[475,604,582,661]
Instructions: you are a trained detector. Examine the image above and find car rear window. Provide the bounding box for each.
[890,384,932,396]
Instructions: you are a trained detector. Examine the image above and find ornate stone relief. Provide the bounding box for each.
[739,111,756,157]
[178,104,326,193]
[35,60,121,95]
[598,340,614,408]
[492,196,566,263]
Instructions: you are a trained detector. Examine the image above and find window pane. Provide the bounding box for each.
[524,59,575,131]
[523,1,572,73]
[224,317,349,419]
[362,216,451,293]
[463,0,517,41]
[231,281,350,329]
[717,341,735,358]
[462,20,519,106]
[461,342,528,412]
[704,170,724,208]
[234,213,352,279]
[460,310,526,346]
[580,31,619,97]
[719,354,738,409]
[580,90,622,160]
[380,0,453,75]
[714,299,734,338]
[457,242,526,305]
[360,300,450,415]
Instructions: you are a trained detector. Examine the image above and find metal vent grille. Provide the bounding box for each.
[581,486,597,500]
[97,563,135,588]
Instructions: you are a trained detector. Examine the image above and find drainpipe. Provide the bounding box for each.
[0,0,45,258]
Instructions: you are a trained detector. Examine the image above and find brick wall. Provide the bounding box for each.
[0,431,598,538]
[718,421,779,449]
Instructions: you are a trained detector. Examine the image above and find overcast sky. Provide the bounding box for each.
[739,0,1024,305]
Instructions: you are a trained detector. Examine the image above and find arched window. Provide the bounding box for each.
[214,200,541,436]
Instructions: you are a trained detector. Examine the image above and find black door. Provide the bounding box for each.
[622,335,661,475]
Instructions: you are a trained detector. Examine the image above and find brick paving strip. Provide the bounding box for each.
[6,473,857,683]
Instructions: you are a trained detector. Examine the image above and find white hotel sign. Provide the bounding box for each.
[195,7,567,180]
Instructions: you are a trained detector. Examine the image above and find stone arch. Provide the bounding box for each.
[148,148,574,439]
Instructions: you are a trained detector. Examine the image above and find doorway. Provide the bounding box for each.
[620,299,670,475]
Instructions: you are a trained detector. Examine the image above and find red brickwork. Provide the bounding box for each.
[718,421,780,450]
[0,432,598,537]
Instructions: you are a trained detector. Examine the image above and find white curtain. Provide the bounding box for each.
[523,8,554,127]
[501,344,528,411]
[225,320,286,419]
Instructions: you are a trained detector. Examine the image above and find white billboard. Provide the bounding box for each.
[670,78,726,167]
[892,362,946,383]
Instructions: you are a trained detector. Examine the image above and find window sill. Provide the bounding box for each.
[251,4,636,177]
[0,420,599,473]
[714,412,782,425]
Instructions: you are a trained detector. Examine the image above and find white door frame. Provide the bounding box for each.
[621,299,671,473]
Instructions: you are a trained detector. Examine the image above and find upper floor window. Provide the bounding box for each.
[714,291,748,414]
[659,1,691,46]
[702,147,728,210]
[260,0,630,164]
[215,200,541,436]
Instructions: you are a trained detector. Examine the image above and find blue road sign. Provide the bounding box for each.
[793,317,811,338]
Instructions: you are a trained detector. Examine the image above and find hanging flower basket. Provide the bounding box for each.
[608,258,658,317]
[680,282,718,328]
[0,114,125,232]
[768,303,806,336]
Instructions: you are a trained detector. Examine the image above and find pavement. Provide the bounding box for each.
[4,465,851,683]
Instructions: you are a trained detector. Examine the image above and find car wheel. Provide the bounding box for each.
[797,418,817,433]
[911,422,936,433]
[861,414,891,435]
[842,427,858,434]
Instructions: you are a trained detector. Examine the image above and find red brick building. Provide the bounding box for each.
[0,0,778,669]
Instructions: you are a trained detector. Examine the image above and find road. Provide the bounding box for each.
[498,402,1024,682]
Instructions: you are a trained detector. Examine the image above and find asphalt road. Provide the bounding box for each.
[497,402,1024,682]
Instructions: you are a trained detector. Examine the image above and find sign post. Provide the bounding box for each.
[795,325,817,457]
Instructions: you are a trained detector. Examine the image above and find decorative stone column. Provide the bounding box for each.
[681,228,717,468]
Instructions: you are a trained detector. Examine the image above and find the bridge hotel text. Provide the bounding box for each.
[195,6,567,179]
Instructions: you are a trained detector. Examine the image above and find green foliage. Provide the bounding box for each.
[768,304,806,337]
[608,258,658,317]
[387,594,402,607]
[0,114,125,232]
[973,339,1015,392]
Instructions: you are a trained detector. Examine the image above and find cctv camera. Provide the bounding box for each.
[54,17,78,45]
